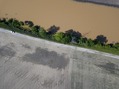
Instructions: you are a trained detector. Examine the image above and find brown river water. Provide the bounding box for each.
[0,0,119,43]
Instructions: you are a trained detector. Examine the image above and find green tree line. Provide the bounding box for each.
[0,18,119,55]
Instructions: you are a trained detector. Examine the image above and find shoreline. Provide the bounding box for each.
[74,0,119,8]
[0,28,119,59]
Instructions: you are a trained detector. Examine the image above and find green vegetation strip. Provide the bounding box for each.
[0,18,119,55]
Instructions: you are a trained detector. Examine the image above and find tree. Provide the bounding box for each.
[8,18,14,26]
[19,21,24,26]
[31,26,39,36]
[0,18,6,23]
[95,35,108,45]
[38,27,47,38]
[65,29,82,43]
[52,32,71,43]
[62,34,72,43]
[12,19,20,28]
[24,21,34,27]
[78,37,88,46]
[47,25,60,35]
[34,25,40,29]
[53,32,65,42]
[87,39,94,47]
[114,43,119,49]
[78,37,84,46]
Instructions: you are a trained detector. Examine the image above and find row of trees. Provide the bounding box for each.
[0,18,119,50]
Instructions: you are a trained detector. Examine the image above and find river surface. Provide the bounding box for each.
[0,0,119,43]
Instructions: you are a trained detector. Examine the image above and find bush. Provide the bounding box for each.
[114,43,119,49]
[12,19,21,28]
[53,32,64,42]
[31,26,39,36]
[87,39,95,47]
[38,27,47,38]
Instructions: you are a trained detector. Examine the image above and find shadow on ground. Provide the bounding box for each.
[96,62,119,76]
[0,44,16,59]
[22,47,69,69]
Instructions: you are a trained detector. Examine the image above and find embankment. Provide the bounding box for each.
[0,28,119,89]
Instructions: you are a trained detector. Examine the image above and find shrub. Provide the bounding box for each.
[53,32,64,42]
[38,27,47,38]
[12,19,21,28]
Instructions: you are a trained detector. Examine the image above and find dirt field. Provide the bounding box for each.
[0,28,119,89]
[0,28,71,89]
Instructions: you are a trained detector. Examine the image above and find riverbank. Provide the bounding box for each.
[0,27,119,57]
[0,18,119,55]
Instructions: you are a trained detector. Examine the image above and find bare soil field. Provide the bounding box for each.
[0,28,119,89]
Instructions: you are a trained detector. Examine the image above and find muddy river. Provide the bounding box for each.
[0,0,119,43]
